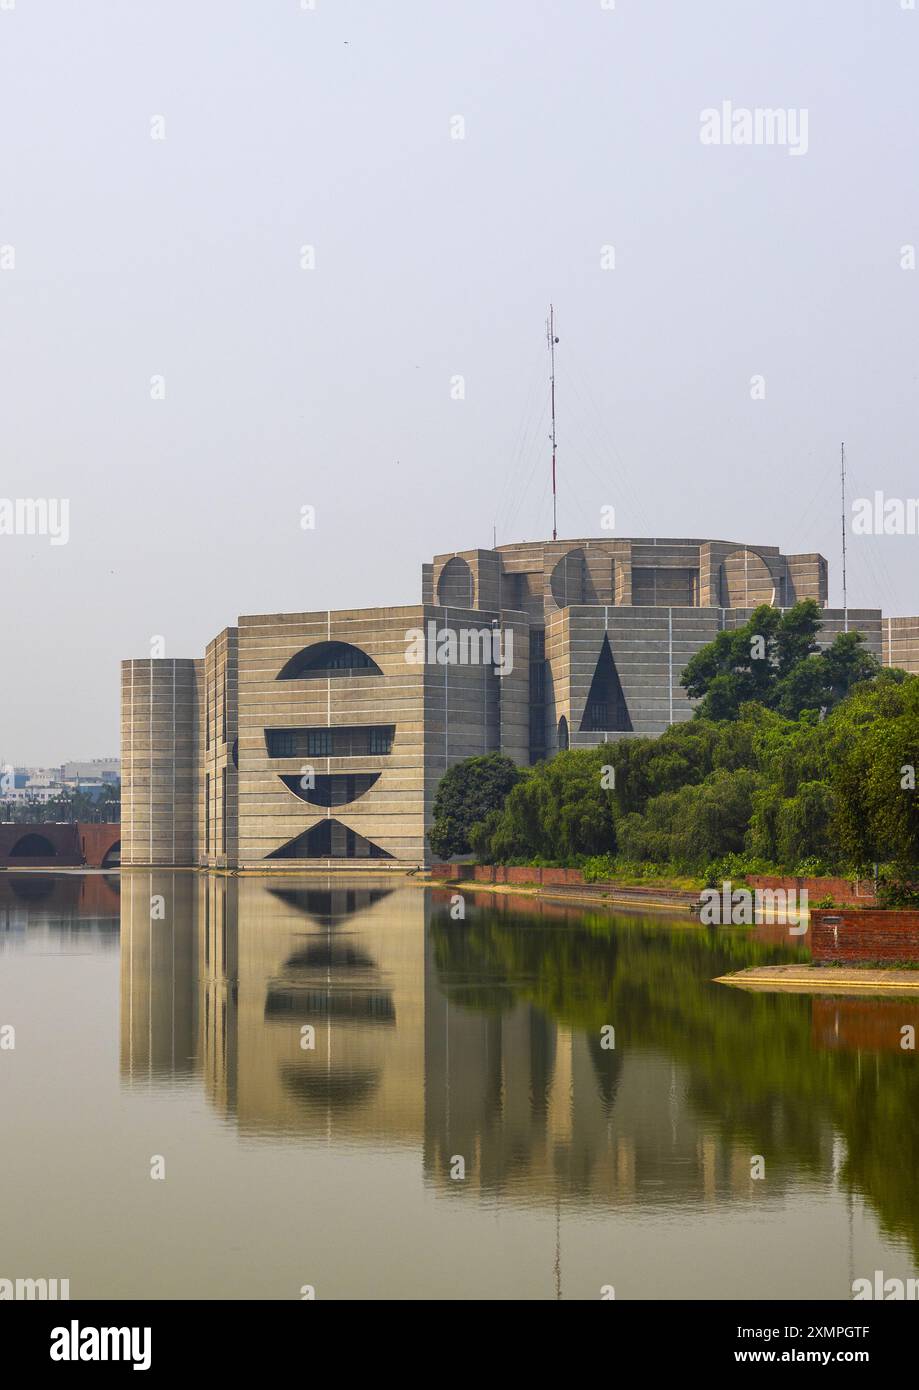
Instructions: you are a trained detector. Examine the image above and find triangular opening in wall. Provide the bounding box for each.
[266,819,393,860]
[579,633,633,732]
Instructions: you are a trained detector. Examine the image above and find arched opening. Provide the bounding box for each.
[557,716,569,751]
[276,641,382,680]
[550,549,585,607]
[9,833,57,858]
[437,556,474,607]
[719,548,775,608]
[101,840,121,868]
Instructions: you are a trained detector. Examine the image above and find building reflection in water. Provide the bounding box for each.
[120,874,423,1144]
[117,873,833,1214]
[422,890,808,1208]
[0,873,120,952]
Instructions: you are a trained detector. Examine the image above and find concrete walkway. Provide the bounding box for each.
[716,964,919,994]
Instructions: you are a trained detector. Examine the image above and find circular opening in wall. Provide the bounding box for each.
[436,556,474,607]
[549,549,585,607]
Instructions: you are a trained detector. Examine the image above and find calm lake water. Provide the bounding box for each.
[1,870,918,1301]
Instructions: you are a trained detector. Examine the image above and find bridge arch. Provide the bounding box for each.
[101,839,121,868]
[9,832,57,858]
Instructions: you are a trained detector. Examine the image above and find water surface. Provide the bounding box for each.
[1,871,917,1300]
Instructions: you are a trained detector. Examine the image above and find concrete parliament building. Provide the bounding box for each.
[121,536,919,869]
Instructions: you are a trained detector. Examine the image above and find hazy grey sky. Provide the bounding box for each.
[1,0,917,764]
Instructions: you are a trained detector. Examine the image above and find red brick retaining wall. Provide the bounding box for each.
[430,864,586,886]
[811,908,919,962]
[432,867,877,904]
[747,875,876,906]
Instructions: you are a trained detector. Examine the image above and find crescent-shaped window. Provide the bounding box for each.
[279,772,381,806]
[277,642,382,680]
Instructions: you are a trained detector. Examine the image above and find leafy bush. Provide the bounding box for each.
[794,856,837,878]
[580,853,618,882]
[703,852,776,888]
[876,870,919,908]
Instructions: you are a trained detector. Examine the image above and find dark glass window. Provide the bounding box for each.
[277,642,382,680]
[265,726,395,759]
[279,772,380,806]
[306,730,332,757]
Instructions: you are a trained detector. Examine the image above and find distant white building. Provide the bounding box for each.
[5,785,60,805]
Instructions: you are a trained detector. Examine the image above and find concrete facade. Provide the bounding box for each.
[120,536,919,868]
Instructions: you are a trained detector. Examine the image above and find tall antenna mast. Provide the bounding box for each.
[841,441,848,632]
[547,305,558,541]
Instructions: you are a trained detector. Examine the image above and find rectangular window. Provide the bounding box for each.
[266,726,394,759]
[530,663,545,700]
[205,772,210,853]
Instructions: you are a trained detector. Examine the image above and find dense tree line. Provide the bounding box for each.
[0,785,121,824]
[428,603,919,888]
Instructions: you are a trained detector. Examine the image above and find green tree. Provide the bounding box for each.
[607,717,757,815]
[470,746,616,863]
[774,630,882,719]
[827,672,919,870]
[616,767,757,869]
[427,753,522,860]
[680,599,880,721]
[744,706,835,867]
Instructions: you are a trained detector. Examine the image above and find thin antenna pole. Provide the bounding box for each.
[841,442,848,632]
[547,305,558,541]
